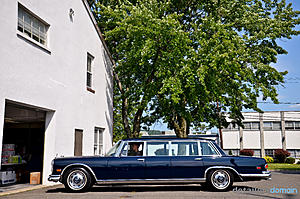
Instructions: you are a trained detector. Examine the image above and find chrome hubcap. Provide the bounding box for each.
[67,170,87,190]
[211,170,230,189]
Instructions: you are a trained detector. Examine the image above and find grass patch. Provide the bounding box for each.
[268,163,300,170]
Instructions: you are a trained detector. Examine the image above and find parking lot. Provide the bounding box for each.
[1,172,299,199]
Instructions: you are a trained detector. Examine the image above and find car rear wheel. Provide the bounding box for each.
[206,169,233,191]
[63,167,93,192]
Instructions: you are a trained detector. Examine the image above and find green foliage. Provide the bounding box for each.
[228,150,233,156]
[91,0,300,139]
[264,156,274,163]
[285,157,296,164]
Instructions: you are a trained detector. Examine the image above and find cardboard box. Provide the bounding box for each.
[30,172,40,184]
[0,171,16,185]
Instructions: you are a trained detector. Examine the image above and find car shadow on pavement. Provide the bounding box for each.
[46,184,270,194]
[46,184,206,193]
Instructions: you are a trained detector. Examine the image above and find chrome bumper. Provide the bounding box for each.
[240,171,271,180]
[48,175,61,182]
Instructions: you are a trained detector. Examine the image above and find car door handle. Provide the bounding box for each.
[194,158,202,161]
[137,158,145,162]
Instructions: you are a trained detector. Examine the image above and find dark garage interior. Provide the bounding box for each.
[1,101,45,185]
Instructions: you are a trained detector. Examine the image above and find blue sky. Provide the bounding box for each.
[260,0,300,111]
[151,1,300,132]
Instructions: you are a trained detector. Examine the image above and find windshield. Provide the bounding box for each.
[105,141,121,157]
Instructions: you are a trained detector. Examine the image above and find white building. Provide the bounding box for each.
[0,0,113,184]
[222,111,300,158]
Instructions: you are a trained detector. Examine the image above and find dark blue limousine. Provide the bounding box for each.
[48,138,271,192]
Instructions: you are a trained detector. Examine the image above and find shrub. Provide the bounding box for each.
[285,157,295,164]
[228,150,233,155]
[274,149,291,163]
[264,156,274,163]
[240,149,254,156]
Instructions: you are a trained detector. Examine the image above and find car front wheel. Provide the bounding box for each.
[63,167,93,192]
[206,169,233,191]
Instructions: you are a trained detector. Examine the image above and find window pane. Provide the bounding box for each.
[17,5,48,46]
[120,143,128,156]
[244,122,251,129]
[251,122,260,130]
[87,72,92,87]
[273,122,281,130]
[295,122,300,129]
[94,130,98,145]
[170,142,198,156]
[200,142,218,155]
[147,142,169,156]
[263,122,272,130]
[128,142,144,156]
[285,122,294,129]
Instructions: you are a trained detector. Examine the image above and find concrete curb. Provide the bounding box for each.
[0,184,58,197]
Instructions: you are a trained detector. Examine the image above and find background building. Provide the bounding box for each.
[0,0,113,184]
[222,111,300,158]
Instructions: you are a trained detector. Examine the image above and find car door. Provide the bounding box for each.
[200,141,223,175]
[169,141,204,178]
[107,141,145,179]
[144,141,171,179]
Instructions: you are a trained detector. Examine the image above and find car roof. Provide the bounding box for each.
[123,136,215,142]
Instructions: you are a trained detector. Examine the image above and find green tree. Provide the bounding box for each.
[93,0,300,140]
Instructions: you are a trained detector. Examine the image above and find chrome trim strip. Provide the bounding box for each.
[240,171,271,178]
[61,163,97,182]
[48,175,61,182]
[96,178,206,184]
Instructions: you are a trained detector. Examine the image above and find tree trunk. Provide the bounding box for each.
[171,116,188,138]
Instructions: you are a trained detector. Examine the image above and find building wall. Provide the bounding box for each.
[222,131,240,149]
[242,131,261,149]
[222,111,300,158]
[0,0,113,184]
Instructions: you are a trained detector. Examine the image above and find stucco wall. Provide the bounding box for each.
[0,0,113,184]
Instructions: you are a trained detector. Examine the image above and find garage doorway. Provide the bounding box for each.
[1,101,46,185]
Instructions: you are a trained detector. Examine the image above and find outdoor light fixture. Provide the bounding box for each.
[69,8,74,17]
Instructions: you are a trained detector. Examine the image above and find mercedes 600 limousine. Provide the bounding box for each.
[48,138,271,192]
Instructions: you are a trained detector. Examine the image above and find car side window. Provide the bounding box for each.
[121,142,144,156]
[146,142,169,156]
[200,142,218,155]
[170,142,199,156]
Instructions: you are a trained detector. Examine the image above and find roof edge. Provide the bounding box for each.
[81,0,115,65]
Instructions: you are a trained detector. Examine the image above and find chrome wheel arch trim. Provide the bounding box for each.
[204,166,243,181]
[61,163,97,182]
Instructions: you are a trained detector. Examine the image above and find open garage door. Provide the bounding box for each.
[1,101,46,185]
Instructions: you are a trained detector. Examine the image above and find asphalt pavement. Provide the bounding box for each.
[1,171,300,199]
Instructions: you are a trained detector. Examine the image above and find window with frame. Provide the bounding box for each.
[285,121,300,130]
[121,142,144,156]
[263,122,281,130]
[87,53,94,88]
[243,122,260,130]
[170,142,199,156]
[200,142,218,155]
[146,142,169,156]
[17,5,48,46]
[94,128,104,155]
